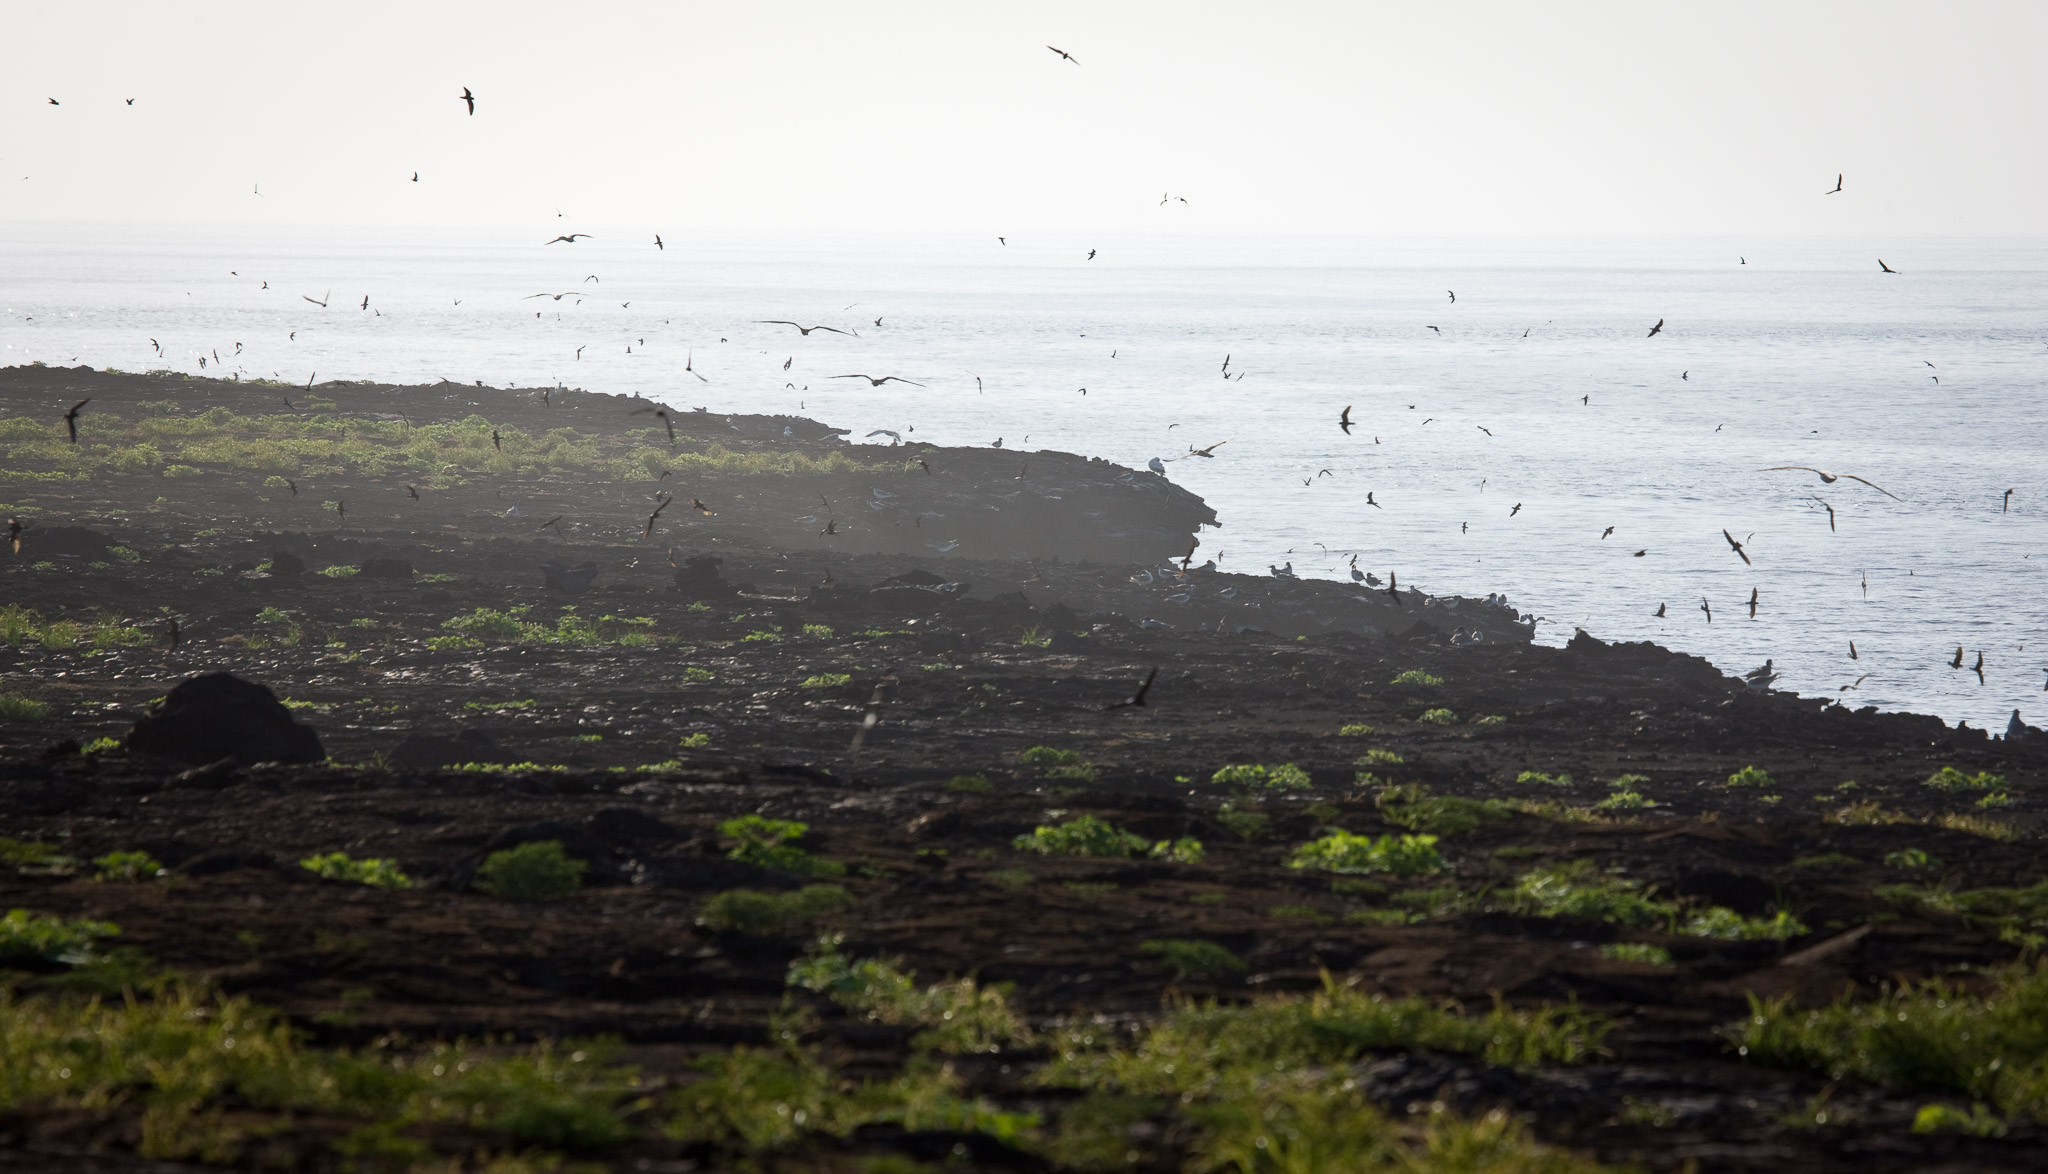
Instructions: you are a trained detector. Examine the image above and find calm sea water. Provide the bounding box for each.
[3,225,2045,730]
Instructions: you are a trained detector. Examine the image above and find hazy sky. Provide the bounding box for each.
[4,0,2044,236]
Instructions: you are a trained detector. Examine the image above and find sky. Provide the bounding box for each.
[2,0,2045,236]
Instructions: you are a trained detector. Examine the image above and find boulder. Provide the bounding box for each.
[267,549,306,578]
[542,561,599,594]
[673,555,734,600]
[125,672,324,766]
[388,729,515,769]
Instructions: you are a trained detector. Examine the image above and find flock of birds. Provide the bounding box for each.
[20,66,2045,715]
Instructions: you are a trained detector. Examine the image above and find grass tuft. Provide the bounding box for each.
[471,841,586,899]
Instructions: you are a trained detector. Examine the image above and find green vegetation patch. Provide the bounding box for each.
[300,852,414,889]
[1374,783,1512,836]
[1389,670,1444,687]
[698,885,855,935]
[1142,939,1249,980]
[0,694,52,721]
[1416,708,1458,725]
[1013,815,1147,858]
[92,851,163,883]
[1287,831,1447,876]
[1726,765,1776,789]
[1925,766,2005,792]
[787,936,1031,1054]
[1211,762,1313,793]
[720,815,845,878]
[470,840,587,899]
[1512,861,1805,939]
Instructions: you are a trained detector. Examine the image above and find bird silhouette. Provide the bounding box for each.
[1104,667,1158,711]
[654,234,663,250]
[60,399,90,443]
[1951,646,1965,669]
[1647,319,1665,338]
[545,234,592,245]
[1760,466,1901,500]
[460,86,475,115]
[1826,173,1843,194]
[1601,526,1614,539]
[1047,45,1080,64]
[1700,597,1712,623]
[2005,489,2016,513]
[832,374,925,387]
[1973,651,1986,684]
[1339,405,1354,435]
[1879,259,1897,274]
[1722,529,1751,565]
[303,290,329,308]
[1748,587,1759,619]
[760,321,851,337]
[1811,496,1836,531]
[1510,503,1522,516]
[1849,641,1858,660]
[1654,602,1666,617]
[642,495,673,541]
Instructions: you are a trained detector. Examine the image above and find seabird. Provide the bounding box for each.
[760,321,851,337]
[1722,529,1751,565]
[1826,173,1842,194]
[1047,45,1080,64]
[1879,259,1896,273]
[460,86,475,115]
[832,374,925,387]
[1647,318,1665,338]
[545,234,592,245]
[1760,466,1901,500]
[1339,405,1354,434]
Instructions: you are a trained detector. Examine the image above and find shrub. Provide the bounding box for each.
[1374,784,1510,836]
[1925,766,2005,792]
[316,564,359,578]
[719,816,845,878]
[1389,670,1443,686]
[801,624,834,638]
[1474,714,1507,726]
[1336,723,1374,737]
[1599,943,1674,966]
[0,909,119,966]
[1045,763,1098,783]
[799,673,851,688]
[1511,861,1675,927]
[945,773,992,793]
[471,841,586,899]
[1933,812,2020,840]
[679,732,711,748]
[786,937,1030,1053]
[682,667,714,682]
[1287,831,1447,876]
[1417,708,1458,725]
[1516,770,1573,787]
[1148,837,1205,864]
[1357,748,1405,767]
[1215,808,1271,842]
[1142,939,1248,979]
[1726,765,1775,789]
[1210,763,1312,793]
[698,885,854,934]
[1593,788,1656,812]
[1013,815,1148,858]
[92,851,163,883]
[300,852,413,889]
[0,694,52,721]
[1020,746,1084,767]
[1830,800,1911,826]
[1680,907,1807,940]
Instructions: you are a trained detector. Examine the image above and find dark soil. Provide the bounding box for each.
[3,367,2046,1172]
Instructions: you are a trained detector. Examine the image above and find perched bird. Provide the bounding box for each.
[1647,318,1665,338]
[460,86,475,115]
[545,234,592,245]
[61,398,88,443]
[760,321,851,337]
[1722,529,1752,565]
[1339,405,1354,434]
[1104,667,1158,711]
[832,373,925,387]
[1743,660,1780,691]
[1047,44,1080,64]
[1760,466,1901,500]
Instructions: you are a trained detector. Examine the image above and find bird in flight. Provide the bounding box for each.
[1601,526,1614,539]
[125,98,135,106]
[1722,528,1751,566]
[634,406,677,446]
[1973,651,1986,684]
[1160,193,1189,205]
[759,321,851,336]
[360,295,370,310]
[654,235,663,250]
[1447,290,1455,303]
[48,98,60,106]
[1655,602,1666,617]
[1950,645,1965,669]
[1047,45,1079,64]
[642,495,673,540]
[1748,587,1760,619]
[1366,491,1381,508]
[1647,318,1665,338]
[1104,667,1158,711]
[1426,325,1441,333]
[406,485,420,501]
[303,290,329,307]
[690,497,714,515]
[1849,641,1858,660]
[545,234,592,245]
[1510,502,1522,516]
[1760,466,1901,500]
[61,399,89,444]
[1826,173,1843,194]
[1878,259,1897,274]
[684,350,707,382]
[833,374,924,387]
[1088,249,1096,260]
[412,171,419,182]
[2004,488,2015,512]
[460,86,475,115]
[1339,405,1354,435]
[1811,496,1836,531]
[1700,597,1713,623]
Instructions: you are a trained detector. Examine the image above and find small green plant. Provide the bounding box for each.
[470,841,587,899]
[1598,942,1674,966]
[682,666,714,682]
[1933,811,2020,840]
[945,773,992,793]
[1474,714,1507,726]
[1141,939,1247,980]
[1679,907,1808,940]
[720,816,845,877]
[1831,799,1911,826]
[1045,763,1098,783]
[316,564,360,578]
[799,672,852,688]
[0,839,68,869]
[1925,766,2005,792]
[1511,861,1675,926]
[80,736,120,755]
[1357,748,1405,767]
[1726,765,1776,789]
[463,698,536,712]
[1013,815,1148,858]
[1375,783,1511,835]
[984,868,1033,891]
[1020,745,1084,767]
[1337,723,1375,737]
[1287,830,1447,876]
[1516,770,1573,787]
[92,851,163,883]
[0,694,52,721]
[0,908,119,966]
[680,732,711,748]
[1417,708,1458,725]
[787,937,1030,1053]
[1148,837,1205,864]
[300,852,414,889]
[698,885,854,934]
[1594,788,1656,812]
[1913,1102,2007,1137]
[1390,670,1443,686]
[1885,848,1941,871]
[1214,807,1271,842]
[740,629,782,643]
[1018,625,1052,648]
[1210,763,1312,793]
[1794,853,1861,869]
[801,624,834,638]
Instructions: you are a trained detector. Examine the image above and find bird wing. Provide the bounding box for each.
[830,374,871,381]
[758,321,801,328]
[879,377,926,387]
[810,325,851,336]
[1760,466,1822,475]
[1840,473,1902,501]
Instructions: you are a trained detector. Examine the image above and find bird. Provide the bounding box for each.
[1973,651,1986,684]
[1951,646,1965,669]
[540,515,564,531]
[284,479,297,497]
[1510,503,1522,516]
[164,616,179,650]
[820,518,838,536]
[634,406,677,445]
[642,495,672,540]
[1149,457,1169,476]
[1385,572,1402,608]
[412,171,418,182]
[1879,259,1896,274]
[832,374,925,387]
[253,183,262,197]
[1366,492,1381,508]
[918,460,931,475]
[997,237,1005,246]
[61,398,88,443]
[1088,249,1097,260]
[1748,587,1759,619]
[1826,173,1843,194]
[1104,667,1158,711]
[1339,405,1354,434]
[1477,425,1493,437]
[654,235,663,251]
[492,429,501,451]
[460,86,475,115]
[303,290,330,308]
[1187,438,1229,458]
[1760,466,1901,500]
[1743,660,1779,690]
[873,316,884,327]
[1811,496,1836,531]
[1601,526,1614,539]
[1841,675,1870,692]
[6,518,21,555]
[1682,371,1689,381]
[545,234,592,245]
[1655,602,1666,617]
[1047,45,1080,64]
[690,498,714,515]
[575,346,585,360]
[405,485,420,501]
[1849,641,1858,660]
[336,500,347,522]
[1447,290,1456,303]
[360,295,370,310]
[47,98,59,106]
[1647,319,1665,338]
[1722,529,1751,565]
[760,321,851,337]
[1700,597,1713,623]
[2004,489,2015,513]
[1426,325,1441,333]
[1633,549,1646,557]
[684,351,708,382]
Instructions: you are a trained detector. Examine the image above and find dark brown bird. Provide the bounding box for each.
[1812,496,1835,531]
[492,429,502,451]
[61,398,88,443]
[1849,641,1858,660]
[634,407,677,446]
[1722,529,1751,566]
[821,518,838,537]
[284,478,298,497]
[1647,318,1664,338]
[1973,651,1985,684]
[1047,45,1080,64]
[642,495,672,541]
[1878,259,1896,274]
[1654,602,1666,617]
[2004,489,2015,513]
[540,515,563,531]
[460,86,475,115]
[1104,667,1158,711]
[1633,549,1646,556]
[1700,597,1712,623]
[1510,503,1522,516]
[832,374,925,387]
[1601,526,1614,539]
[1748,587,1759,619]
[760,321,851,337]
[1339,405,1354,434]
[1386,571,1402,608]
[405,485,420,501]
[1826,173,1842,194]
[1951,646,1965,669]
[918,460,931,475]
[690,497,713,515]
[335,500,346,522]
[545,234,592,245]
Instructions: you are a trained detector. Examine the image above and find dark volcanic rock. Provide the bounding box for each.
[541,561,599,594]
[16,525,112,560]
[358,557,413,580]
[267,549,306,578]
[673,555,734,599]
[389,729,516,769]
[125,672,325,766]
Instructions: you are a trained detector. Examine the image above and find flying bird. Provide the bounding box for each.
[832,374,925,387]
[6,518,20,556]
[1748,587,1759,619]
[47,98,59,106]
[2004,488,2015,513]
[1973,651,1986,684]
[654,235,663,250]
[1426,325,1441,333]
[1849,641,1858,660]
[760,321,851,337]
[1760,466,1901,500]
[1722,529,1751,565]
[545,234,592,245]
[61,398,88,444]
[634,406,677,446]
[1951,646,1965,669]
[460,86,475,115]
[1601,526,1614,539]
[492,429,501,451]
[303,290,329,308]
[641,495,672,540]
[1338,405,1354,434]
[1655,602,1666,617]
[1104,667,1158,711]
[1811,496,1835,531]
[1647,319,1665,338]
[412,171,418,182]
[405,485,420,501]
[1700,597,1712,623]
[1047,45,1079,64]
[1826,173,1842,194]
[1510,502,1522,516]
[1366,492,1381,508]
[690,497,714,515]
[1879,259,1896,274]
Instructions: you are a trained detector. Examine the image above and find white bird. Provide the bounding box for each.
[1148,457,1168,475]
[1743,659,1780,691]
[865,429,902,443]
[1271,562,1296,578]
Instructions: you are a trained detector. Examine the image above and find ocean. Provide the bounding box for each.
[3,224,2044,730]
